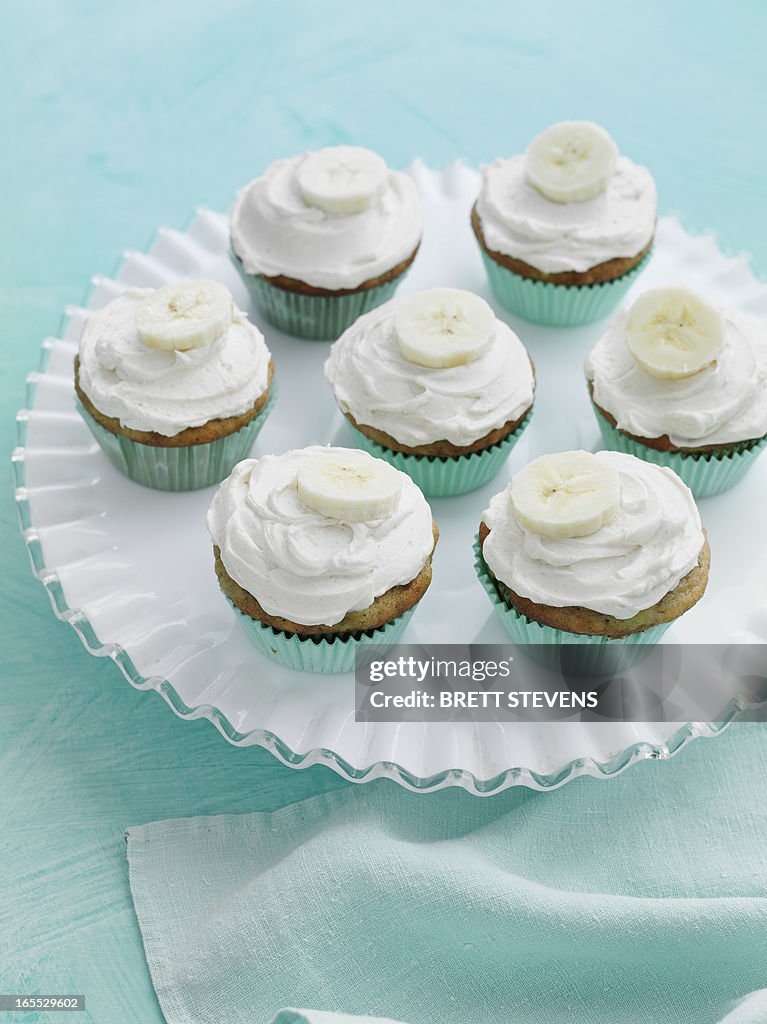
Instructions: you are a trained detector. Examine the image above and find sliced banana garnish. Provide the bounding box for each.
[525,121,618,204]
[394,287,496,369]
[296,450,402,522]
[510,451,621,540]
[297,146,388,215]
[626,287,724,380]
[136,280,233,351]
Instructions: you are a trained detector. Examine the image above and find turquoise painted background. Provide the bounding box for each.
[3,2,766,1021]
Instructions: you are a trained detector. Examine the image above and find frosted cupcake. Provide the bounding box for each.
[75,280,275,491]
[472,121,656,326]
[586,287,767,497]
[230,146,422,340]
[325,288,535,496]
[207,446,438,673]
[475,450,709,673]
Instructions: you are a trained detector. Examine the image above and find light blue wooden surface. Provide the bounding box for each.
[3,2,766,1021]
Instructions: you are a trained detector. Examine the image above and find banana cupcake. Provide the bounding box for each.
[325,287,535,496]
[472,121,656,326]
[75,280,275,491]
[475,450,709,673]
[207,445,438,673]
[230,145,422,340]
[586,287,767,497]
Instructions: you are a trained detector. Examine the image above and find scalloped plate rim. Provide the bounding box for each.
[12,164,762,795]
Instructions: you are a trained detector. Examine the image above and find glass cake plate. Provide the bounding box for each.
[13,163,767,794]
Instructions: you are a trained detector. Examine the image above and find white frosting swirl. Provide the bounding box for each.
[78,289,271,437]
[207,446,434,627]
[475,155,656,274]
[230,152,422,290]
[481,452,704,620]
[585,310,767,447]
[324,298,535,447]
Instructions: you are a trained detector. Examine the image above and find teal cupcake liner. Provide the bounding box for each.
[77,384,277,491]
[591,402,767,499]
[346,411,533,498]
[479,250,651,327]
[226,596,417,674]
[231,252,410,340]
[474,538,672,676]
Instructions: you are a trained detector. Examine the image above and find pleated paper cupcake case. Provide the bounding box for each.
[232,253,410,340]
[346,411,533,498]
[473,537,672,675]
[592,403,767,498]
[226,597,417,674]
[76,383,278,491]
[480,250,652,327]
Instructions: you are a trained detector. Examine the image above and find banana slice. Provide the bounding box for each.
[297,146,388,215]
[525,121,618,204]
[394,288,496,369]
[626,288,724,380]
[296,450,402,522]
[510,451,621,540]
[136,280,233,351]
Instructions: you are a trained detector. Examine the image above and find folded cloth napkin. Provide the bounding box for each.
[127,724,767,1024]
